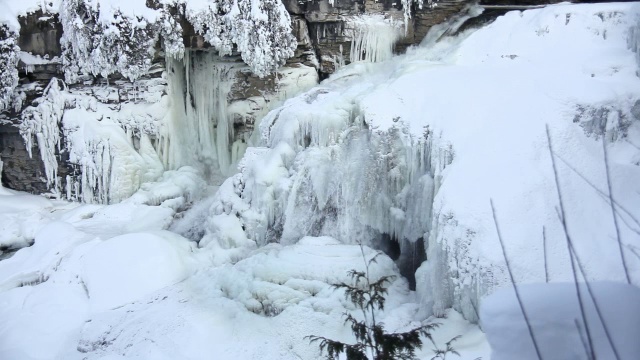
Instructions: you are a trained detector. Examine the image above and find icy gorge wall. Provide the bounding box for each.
[0,0,582,201]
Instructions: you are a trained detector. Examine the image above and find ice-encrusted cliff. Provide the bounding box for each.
[203,2,640,320]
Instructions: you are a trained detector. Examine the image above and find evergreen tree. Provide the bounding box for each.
[307,244,454,360]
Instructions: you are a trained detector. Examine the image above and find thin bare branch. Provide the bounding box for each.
[543,226,549,283]
[554,152,640,235]
[490,199,543,360]
[546,125,595,360]
[575,319,591,360]
[566,234,621,360]
[602,139,631,284]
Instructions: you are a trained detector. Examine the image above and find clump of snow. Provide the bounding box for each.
[18,51,60,73]
[481,282,640,360]
[59,0,160,82]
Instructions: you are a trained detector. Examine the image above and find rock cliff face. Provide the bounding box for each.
[0,0,581,197]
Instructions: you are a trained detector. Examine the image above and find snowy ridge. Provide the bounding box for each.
[209,2,640,323]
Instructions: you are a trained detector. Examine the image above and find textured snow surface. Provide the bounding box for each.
[0,182,488,359]
[481,282,640,360]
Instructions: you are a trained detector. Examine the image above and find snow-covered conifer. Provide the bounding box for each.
[0,24,19,111]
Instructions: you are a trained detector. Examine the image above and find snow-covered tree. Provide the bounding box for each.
[184,0,297,77]
[60,0,159,83]
[0,24,19,111]
[60,0,296,81]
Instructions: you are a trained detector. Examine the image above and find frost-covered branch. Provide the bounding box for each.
[185,0,296,77]
[0,24,19,111]
[60,0,160,82]
[59,0,295,81]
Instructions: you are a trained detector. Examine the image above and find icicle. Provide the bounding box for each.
[160,51,238,178]
[348,15,403,63]
[18,78,66,192]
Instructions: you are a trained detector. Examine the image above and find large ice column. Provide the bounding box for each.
[348,15,403,63]
[160,51,238,177]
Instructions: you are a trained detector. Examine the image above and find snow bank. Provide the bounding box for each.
[0,193,56,252]
[82,231,195,311]
[481,282,640,360]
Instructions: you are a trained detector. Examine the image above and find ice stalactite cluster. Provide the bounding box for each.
[202,67,457,286]
[17,77,166,203]
[18,79,68,193]
[159,51,239,178]
[348,15,403,63]
[0,24,18,111]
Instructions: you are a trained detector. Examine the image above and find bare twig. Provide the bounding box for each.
[602,140,631,284]
[490,199,543,360]
[565,234,621,360]
[554,152,640,236]
[546,125,595,360]
[575,319,591,360]
[543,226,549,283]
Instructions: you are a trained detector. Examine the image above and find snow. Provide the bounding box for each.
[18,51,61,75]
[212,1,640,323]
[1,2,639,360]
[82,231,195,311]
[481,282,640,360]
[0,181,486,359]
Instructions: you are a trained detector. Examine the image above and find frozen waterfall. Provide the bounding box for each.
[160,51,241,178]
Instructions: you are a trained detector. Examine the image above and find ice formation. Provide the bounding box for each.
[17,76,168,202]
[18,79,67,192]
[159,51,239,177]
[206,2,640,324]
[348,15,403,63]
